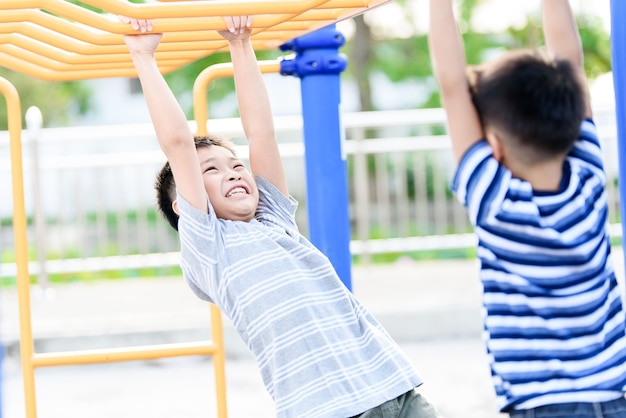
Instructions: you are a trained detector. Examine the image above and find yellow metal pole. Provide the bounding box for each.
[192,61,282,417]
[192,60,281,135]
[1,76,37,418]
[193,63,235,136]
[31,342,219,367]
[210,304,228,418]
[81,0,338,20]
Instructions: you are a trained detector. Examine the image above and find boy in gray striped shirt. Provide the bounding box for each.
[429,0,626,417]
[122,14,441,418]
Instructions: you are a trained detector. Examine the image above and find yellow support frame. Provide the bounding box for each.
[10,67,227,415]
[193,60,282,136]
[3,1,393,417]
[9,64,229,418]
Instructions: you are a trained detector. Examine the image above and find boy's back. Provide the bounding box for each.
[429,0,626,415]
[453,117,626,410]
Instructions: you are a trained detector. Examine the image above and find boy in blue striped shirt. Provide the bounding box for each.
[429,0,626,416]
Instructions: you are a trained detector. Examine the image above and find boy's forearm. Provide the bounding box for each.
[130,52,193,154]
[228,39,275,142]
[542,0,583,67]
[428,0,469,92]
[227,36,287,194]
[542,0,590,116]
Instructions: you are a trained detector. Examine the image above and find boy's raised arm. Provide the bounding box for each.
[219,17,288,196]
[428,0,483,162]
[122,17,208,214]
[541,0,592,117]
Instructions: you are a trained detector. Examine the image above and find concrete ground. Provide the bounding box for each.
[1,252,624,418]
[2,337,504,418]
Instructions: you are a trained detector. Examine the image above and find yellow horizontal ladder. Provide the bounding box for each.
[0,0,392,81]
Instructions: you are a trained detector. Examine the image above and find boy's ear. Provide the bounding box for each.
[486,131,504,162]
[172,200,180,215]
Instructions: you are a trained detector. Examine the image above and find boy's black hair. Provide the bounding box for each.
[155,135,237,231]
[469,49,586,164]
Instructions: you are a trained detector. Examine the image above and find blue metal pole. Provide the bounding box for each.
[280,26,353,290]
[611,1,626,264]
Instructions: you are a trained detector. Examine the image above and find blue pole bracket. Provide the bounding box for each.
[280,52,347,78]
[280,26,346,52]
[280,26,347,78]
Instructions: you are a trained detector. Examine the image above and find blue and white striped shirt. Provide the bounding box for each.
[452,119,626,411]
[176,175,422,418]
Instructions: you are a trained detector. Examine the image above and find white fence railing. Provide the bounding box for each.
[0,106,621,279]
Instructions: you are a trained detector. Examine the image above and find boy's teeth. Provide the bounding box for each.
[227,187,245,197]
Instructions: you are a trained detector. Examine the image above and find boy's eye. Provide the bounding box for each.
[234,163,244,169]
[203,166,217,173]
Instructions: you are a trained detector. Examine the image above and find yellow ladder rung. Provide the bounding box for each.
[31,341,221,367]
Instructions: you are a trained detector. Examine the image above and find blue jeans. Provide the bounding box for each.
[509,397,626,418]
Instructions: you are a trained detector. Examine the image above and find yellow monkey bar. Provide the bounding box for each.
[0,0,392,81]
[193,60,282,136]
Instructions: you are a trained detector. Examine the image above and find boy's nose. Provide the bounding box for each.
[228,171,242,181]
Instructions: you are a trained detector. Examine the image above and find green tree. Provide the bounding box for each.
[343,1,611,111]
[0,69,92,129]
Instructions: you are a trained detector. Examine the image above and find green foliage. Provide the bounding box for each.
[370,36,432,83]
[505,13,611,79]
[0,266,182,287]
[0,69,92,129]
[353,247,476,264]
[344,4,611,111]
[578,16,612,79]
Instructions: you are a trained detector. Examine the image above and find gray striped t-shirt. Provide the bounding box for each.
[176,175,422,418]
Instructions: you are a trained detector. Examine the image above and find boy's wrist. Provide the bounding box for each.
[129,50,156,61]
[227,38,251,48]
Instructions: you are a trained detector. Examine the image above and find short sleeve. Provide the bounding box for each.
[451,140,509,224]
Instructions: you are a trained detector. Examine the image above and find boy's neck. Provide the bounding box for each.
[505,157,566,192]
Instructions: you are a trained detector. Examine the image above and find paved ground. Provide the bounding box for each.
[1,253,624,418]
[2,338,504,418]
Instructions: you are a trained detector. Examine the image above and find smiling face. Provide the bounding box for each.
[198,145,259,222]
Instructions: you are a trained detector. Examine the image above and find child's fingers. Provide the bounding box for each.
[135,18,152,33]
[223,16,236,34]
[118,15,152,32]
[233,16,242,33]
[223,16,251,34]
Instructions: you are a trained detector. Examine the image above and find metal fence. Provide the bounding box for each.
[0,105,620,280]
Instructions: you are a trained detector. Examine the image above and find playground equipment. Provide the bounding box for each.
[3,1,391,417]
[0,0,390,81]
